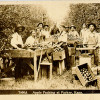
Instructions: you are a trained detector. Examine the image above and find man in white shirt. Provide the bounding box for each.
[83,23,100,48]
[83,23,100,65]
[69,25,79,38]
[11,24,25,49]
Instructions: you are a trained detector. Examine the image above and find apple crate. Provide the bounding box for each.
[79,54,94,68]
[53,50,65,61]
[76,63,97,86]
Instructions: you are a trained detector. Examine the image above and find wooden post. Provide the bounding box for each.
[15,59,22,79]
[34,51,37,81]
[50,63,52,79]
[61,60,65,71]
[59,61,62,75]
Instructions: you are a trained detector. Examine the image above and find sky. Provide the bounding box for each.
[28,1,70,25]
[40,1,70,25]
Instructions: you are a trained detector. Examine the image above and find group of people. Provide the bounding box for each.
[0,22,100,51]
[10,23,50,49]
[0,22,100,77]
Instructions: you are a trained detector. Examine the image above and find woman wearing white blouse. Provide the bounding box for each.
[25,30,36,47]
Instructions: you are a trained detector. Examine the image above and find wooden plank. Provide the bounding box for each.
[76,47,96,50]
[25,60,34,71]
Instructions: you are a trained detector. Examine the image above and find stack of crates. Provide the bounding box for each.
[53,50,66,75]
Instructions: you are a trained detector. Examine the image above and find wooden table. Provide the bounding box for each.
[0,48,53,81]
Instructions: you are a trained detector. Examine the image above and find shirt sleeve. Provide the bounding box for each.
[11,37,18,48]
[25,37,30,45]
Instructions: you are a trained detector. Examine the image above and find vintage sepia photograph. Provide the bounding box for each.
[0,1,100,94]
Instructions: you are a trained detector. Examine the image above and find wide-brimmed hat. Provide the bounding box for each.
[65,26,69,28]
[70,25,76,29]
[87,23,96,29]
[15,24,25,32]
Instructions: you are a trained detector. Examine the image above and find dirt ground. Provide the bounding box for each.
[0,69,98,90]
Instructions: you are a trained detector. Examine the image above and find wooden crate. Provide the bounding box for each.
[76,63,97,86]
[53,50,65,61]
[79,54,94,68]
[96,75,100,89]
[68,47,75,56]
[91,67,98,76]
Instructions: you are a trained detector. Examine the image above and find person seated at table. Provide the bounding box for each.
[11,24,25,49]
[68,25,79,38]
[25,30,36,47]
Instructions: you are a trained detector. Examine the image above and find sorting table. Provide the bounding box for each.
[0,48,53,81]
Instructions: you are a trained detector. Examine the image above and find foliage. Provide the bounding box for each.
[0,4,51,45]
[63,3,100,32]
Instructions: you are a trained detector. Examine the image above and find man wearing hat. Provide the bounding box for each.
[83,23,100,48]
[83,23,100,65]
[11,24,25,49]
[68,25,79,38]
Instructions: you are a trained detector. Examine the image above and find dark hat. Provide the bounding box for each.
[43,25,49,28]
[37,23,43,27]
[88,23,96,29]
[15,24,25,32]
[70,25,76,29]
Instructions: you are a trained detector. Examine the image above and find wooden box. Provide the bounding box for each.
[91,67,98,76]
[79,54,94,68]
[68,47,75,56]
[76,63,97,86]
[53,50,65,61]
